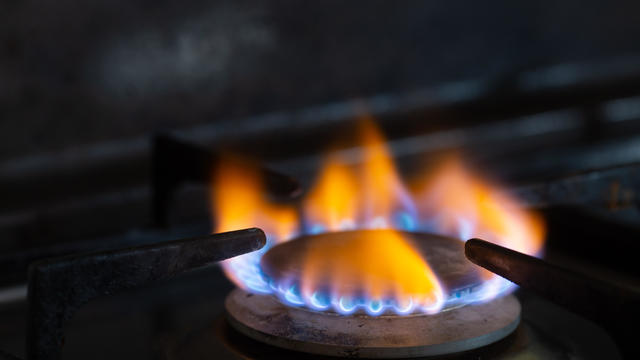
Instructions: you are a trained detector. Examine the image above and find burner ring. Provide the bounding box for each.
[260,230,485,313]
[225,288,520,358]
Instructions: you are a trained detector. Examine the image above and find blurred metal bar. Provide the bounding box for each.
[465,238,640,358]
[0,285,27,305]
[26,228,266,360]
[512,163,640,208]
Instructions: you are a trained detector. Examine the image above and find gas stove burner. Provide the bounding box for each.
[225,289,520,358]
[260,230,487,314]
[225,230,521,358]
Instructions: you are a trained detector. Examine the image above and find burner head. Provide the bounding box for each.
[260,230,485,314]
[227,230,520,357]
[225,288,521,358]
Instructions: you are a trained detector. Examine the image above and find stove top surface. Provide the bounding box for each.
[0,264,619,360]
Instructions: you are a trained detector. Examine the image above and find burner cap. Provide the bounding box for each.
[225,288,520,358]
[260,230,484,312]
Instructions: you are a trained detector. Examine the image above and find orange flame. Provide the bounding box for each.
[304,118,415,230]
[358,118,415,225]
[412,156,545,256]
[212,156,298,290]
[211,117,545,312]
[300,230,444,313]
[304,156,358,231]
[301,118,443,312]
[411,155,545,299]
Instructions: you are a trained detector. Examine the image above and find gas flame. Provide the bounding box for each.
[357,118,417,228]
[211,119,545,315]
[304,156,358,232]
[412,156,545,300]
[213,156,298,293]
[300,119,442,314]
[299,230,444,315]
[413,157,545,255]
[304,119,416,231]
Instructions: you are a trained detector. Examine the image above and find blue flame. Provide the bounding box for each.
[309,224,326,235]
[365,299,384,316]
[309,291,331,310]
[283,285,305,305]
[225,209,517,316]
[226,247,271,294]
[260,276,448,316]
[337,296,358,314]
[395,211,416,231]
[393,298,414,314]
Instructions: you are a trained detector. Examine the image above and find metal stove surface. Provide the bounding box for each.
[176,291,619,359]
[0,264,616,360]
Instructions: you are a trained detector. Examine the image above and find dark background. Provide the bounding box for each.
[2,0,640,159]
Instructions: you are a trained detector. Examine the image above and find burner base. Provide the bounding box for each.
[225,288,520,358]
